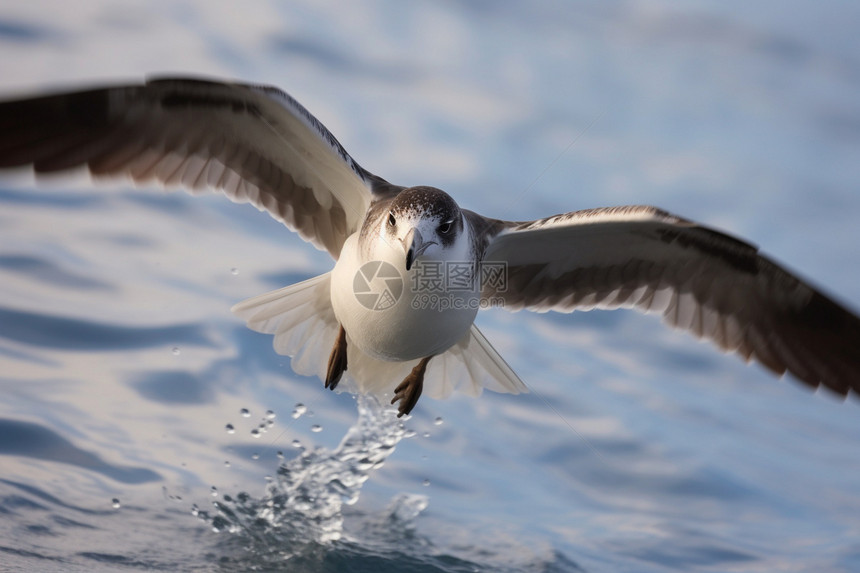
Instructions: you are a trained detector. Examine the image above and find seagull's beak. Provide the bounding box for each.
[403,228,435,271]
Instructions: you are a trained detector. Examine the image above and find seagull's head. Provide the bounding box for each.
[383,186,465,271]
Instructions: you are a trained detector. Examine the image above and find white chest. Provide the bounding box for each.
[331,233,479,362]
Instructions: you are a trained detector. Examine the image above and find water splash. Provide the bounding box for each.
[202,393,416,552]
[291,403,307,419]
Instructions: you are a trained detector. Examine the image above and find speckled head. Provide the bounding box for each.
[390,186,459,220]
[387,186,463,247]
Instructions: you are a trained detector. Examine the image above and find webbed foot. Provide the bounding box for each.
[392,355,432,417]
[325,325,348,390]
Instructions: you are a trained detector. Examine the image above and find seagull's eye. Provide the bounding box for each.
[438,221,453,235]
[388,212,396,227]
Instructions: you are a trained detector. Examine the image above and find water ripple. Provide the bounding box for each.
[0,20,49,42]
[0,421,162,484]
[131,371,216,405]
[0,307,213,351]
[0,254,113,291]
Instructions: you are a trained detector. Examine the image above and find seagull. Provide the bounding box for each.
[1,77,859,417]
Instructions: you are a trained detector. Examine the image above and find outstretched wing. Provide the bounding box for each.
[0,77,401,257]
[479,205,860,397]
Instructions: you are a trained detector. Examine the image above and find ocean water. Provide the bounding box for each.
[1,1,860,571]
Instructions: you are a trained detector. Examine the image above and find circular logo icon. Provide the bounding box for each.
[353,261,404,311]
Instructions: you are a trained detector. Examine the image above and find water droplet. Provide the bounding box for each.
[264,475,273,482]
[434,417,444,426]
[251,429,261,438]
[111,498,121,509]
[311,424,322,433]
[225,424,235,434]
[291,439,302,448]
[210,486,218,497]
[251,453,259,460]
[190,504,199,517]
[224,460,230,468]
[404,429,417,438]
[422,479,430,487]
[171,346,181,356]
[422,431,431,438]
[276,451,284,459]
[240,408,250,418]
[291,403,307,419]
[230,267,239,276]
[266,410,276,420]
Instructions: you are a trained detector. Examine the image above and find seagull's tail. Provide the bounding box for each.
[231,272,339,380]
[230,273,416,396]
[343,325,528,401]
[426,325,529,399]
[232,273,528,402]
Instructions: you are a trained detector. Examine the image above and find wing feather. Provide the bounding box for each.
[480,206,860,398]
[0,77,402,257]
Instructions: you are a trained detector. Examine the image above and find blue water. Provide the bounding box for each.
[1,2,860,571]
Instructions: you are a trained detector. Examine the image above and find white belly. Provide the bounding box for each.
[331,234,478,362]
